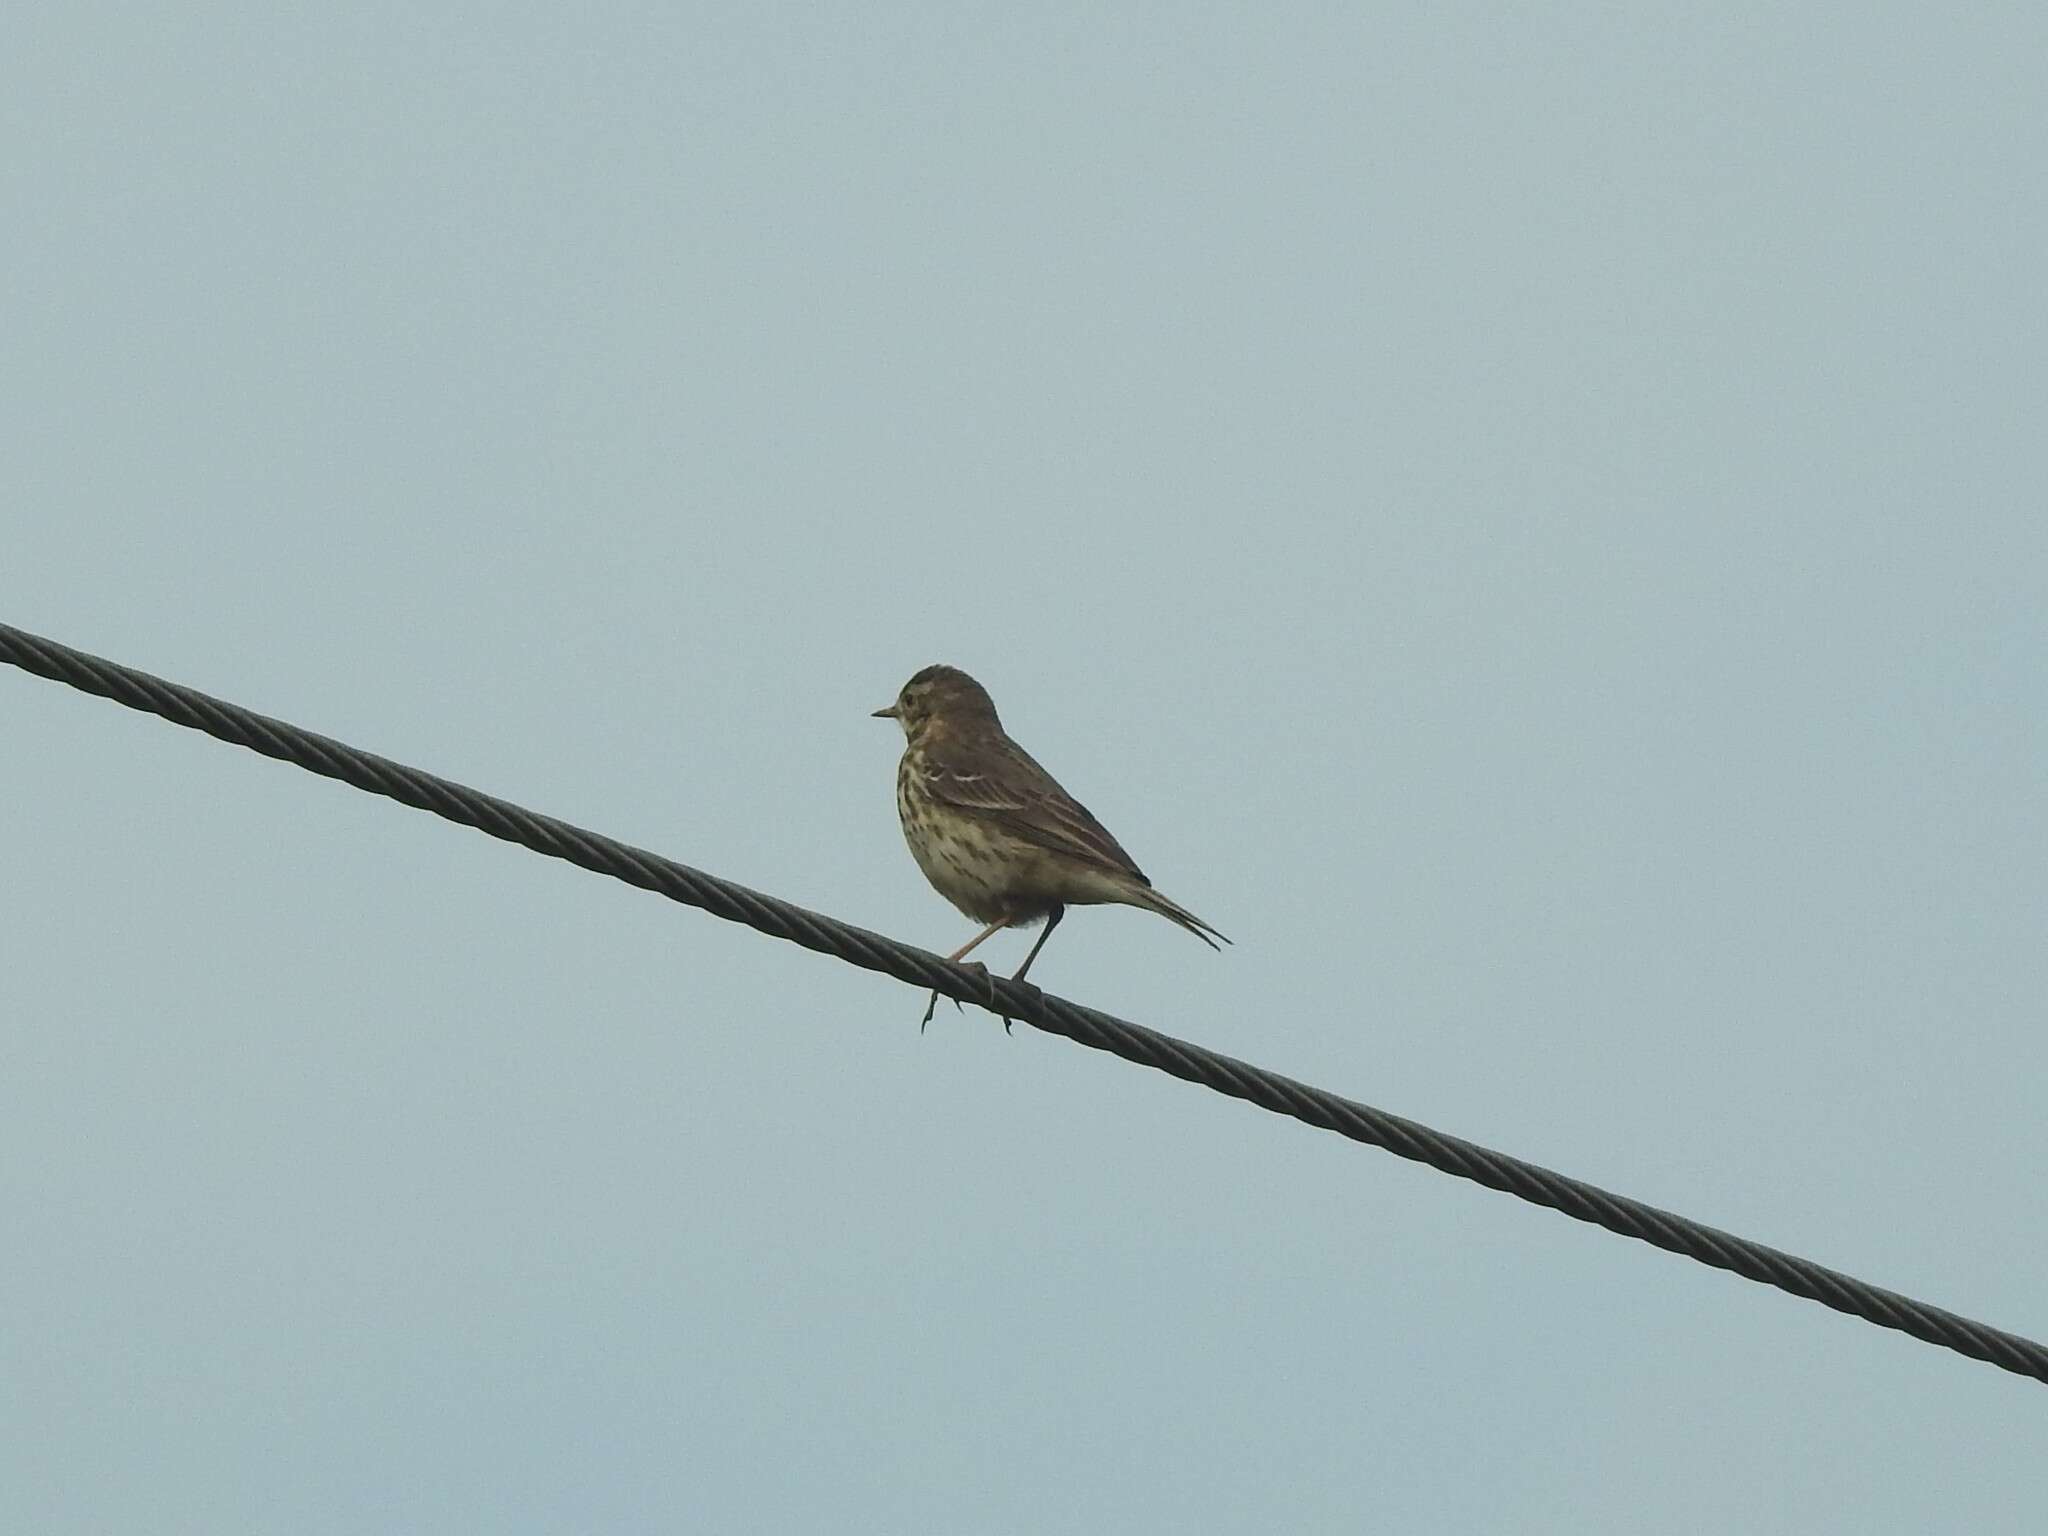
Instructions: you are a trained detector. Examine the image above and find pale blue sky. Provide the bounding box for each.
[4,5,2044,1531]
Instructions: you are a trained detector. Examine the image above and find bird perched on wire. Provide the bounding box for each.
[874,665,1228,1030]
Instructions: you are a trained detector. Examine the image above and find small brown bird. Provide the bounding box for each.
[874,665,1228,1028]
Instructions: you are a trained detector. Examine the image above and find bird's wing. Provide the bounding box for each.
[917,733,1151,884]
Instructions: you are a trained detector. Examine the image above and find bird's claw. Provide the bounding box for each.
[918,961,994,1035]
[962,961,1013,1034]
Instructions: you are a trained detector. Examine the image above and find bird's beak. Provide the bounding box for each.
[872,704,899,720]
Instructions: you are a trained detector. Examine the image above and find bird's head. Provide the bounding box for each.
[872,665,1000,741]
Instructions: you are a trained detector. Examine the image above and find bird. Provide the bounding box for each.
[873,665,1228,1030]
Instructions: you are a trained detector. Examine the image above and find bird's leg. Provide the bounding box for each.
[920,920,1005,1033]
[995,904,1064,1035]
[1010,904,1064,987]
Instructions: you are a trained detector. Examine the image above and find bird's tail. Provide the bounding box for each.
[1132,885,1231,951]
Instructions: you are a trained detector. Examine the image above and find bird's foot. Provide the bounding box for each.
[973,964,1016,1034]
[996,977,1043,1036]
[918,962,992,1035]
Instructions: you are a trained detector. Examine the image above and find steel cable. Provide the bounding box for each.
[4,618,2043,1386]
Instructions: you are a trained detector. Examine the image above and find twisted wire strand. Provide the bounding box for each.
[4,619,2043,1386]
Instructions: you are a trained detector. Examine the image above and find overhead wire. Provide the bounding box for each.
[3,618,2043,1386]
